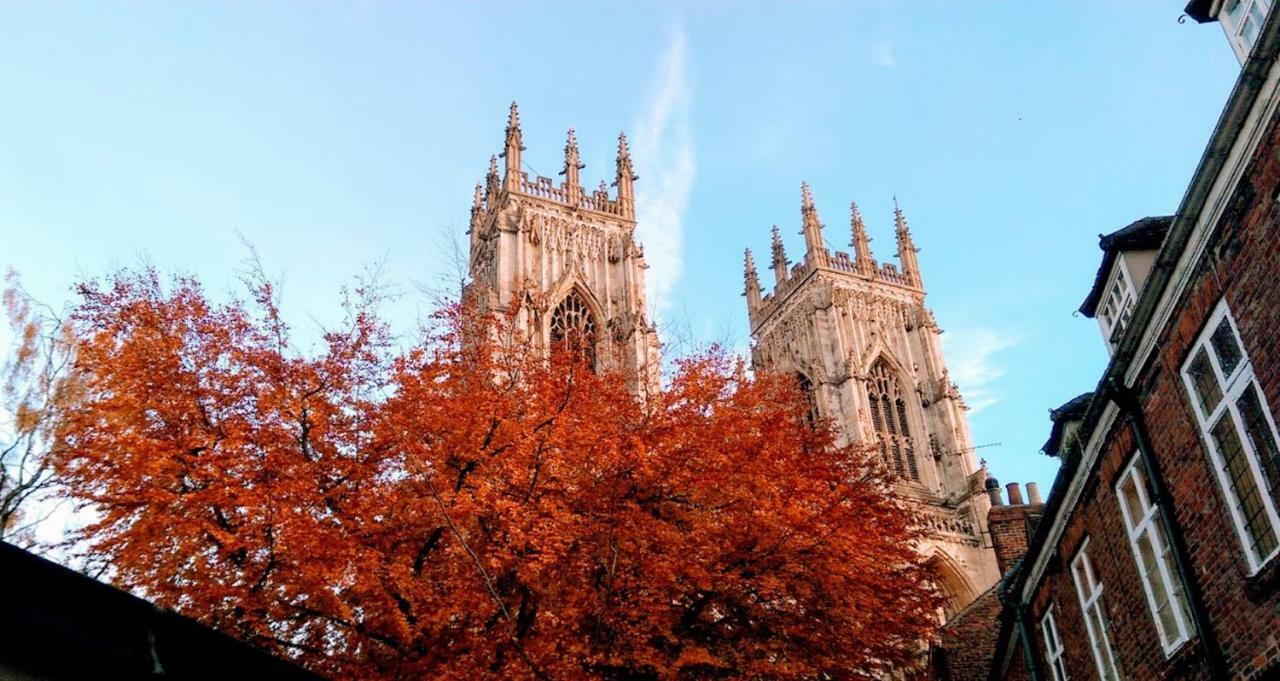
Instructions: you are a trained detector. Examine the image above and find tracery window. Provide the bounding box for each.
[796,373,818,427]
[549,290,597,368]
[867,360,920,481]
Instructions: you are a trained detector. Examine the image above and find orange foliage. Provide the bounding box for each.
[52,267,940,679]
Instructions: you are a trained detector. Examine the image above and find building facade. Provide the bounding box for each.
[464,103,662,395]
[986,4,1280,679]
[742,187,1001,617]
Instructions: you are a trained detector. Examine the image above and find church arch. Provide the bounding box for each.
[929,550,980,620]
[795,371,818,426]
[549,287,599,369]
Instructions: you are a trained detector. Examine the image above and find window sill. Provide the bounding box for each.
[1243,553,1280,602]
[1161,637,1203,677]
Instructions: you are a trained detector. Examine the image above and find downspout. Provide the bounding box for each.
[1111,381,1229,678]
[996,559,1039,681]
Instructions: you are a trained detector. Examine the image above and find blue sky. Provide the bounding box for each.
[1,2,1241,494]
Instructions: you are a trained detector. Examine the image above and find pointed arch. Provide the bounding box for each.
[795,371,818,427]
[929,550,980,621]
[865,355,920,481]
[549,286,601,369]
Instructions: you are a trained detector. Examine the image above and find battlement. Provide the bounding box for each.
[471,103,637,228]
[743,187,926,329]
[514,173,630,218]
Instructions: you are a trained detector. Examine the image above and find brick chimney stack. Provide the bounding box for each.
[987,480,1046,576]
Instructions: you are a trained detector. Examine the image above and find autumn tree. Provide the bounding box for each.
[1,272,78,546]
[50,266,940,679]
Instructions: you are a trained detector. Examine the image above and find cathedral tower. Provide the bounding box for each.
[465,104,661,394]
[744,185,1000,615]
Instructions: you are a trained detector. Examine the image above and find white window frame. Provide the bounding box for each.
[1221,0,1273,62]
[1114,453,1194,655]
[1040,606,1069,681]
[1071,542,1122,681]
[1098,260,1137,349]
[1179,300,1280,574]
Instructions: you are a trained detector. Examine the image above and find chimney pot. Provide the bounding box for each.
[1006,482,1024,506]
[1027,482,1043,505]
[986,477,1003,506]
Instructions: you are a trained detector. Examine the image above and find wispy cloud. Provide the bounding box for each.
[870,24,897,68]
[633,27,694,319]
[940,327,1020,414]
[873,39,897,68]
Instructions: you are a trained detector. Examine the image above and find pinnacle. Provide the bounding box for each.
[507,101,520,130]
[617,132,632,163]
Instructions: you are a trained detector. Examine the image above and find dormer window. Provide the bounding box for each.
[1098,265,1136,347]
[1222,0,1272,61]
[1078,215,1172,355]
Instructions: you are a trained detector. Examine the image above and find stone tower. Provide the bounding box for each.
[464,103,661,394]
[743,185,1000,615]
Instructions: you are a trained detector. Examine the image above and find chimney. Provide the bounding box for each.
[987,481,1046,576]
[1006,482,1024,506]
[986,476,1003,507]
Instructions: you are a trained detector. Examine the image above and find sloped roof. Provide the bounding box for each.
[1078,216,1174,317]
[0,541,320,680]
[1040,392,1093,457]
[1184,0,1219,24]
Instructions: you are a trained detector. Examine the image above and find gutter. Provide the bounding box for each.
[990,559,1039,681]
[1111,382,1228,678]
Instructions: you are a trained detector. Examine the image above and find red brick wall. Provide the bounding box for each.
[932,588,1004,681]
[1014,96,1280,681]
[989,503,1043,576]
[1134,100,1280,679]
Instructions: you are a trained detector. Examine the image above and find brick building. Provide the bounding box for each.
[985,3,1280,679]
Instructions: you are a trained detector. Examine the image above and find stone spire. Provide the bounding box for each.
[800,182,826,262]
[614,132,637,218]
[470,182,484,227]
[770,225,789,285]
[850,201,875,275]
[560,128,584,204]
[502,102,524,192]
[485,155,500,201]
[744,248,763,313]
[894,197,922,287]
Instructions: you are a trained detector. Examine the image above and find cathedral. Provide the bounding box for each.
[464,103,662,397]
[465,103,1000,619]
[742,186,1000,615]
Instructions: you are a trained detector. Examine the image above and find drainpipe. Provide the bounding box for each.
[1110,381,1228,679]
[996,559,1040,681]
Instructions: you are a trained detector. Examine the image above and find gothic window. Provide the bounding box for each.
[867,360,920,481]
[796,372,818,427]
[550,290,597,368]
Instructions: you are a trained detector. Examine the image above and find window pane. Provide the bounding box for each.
[1188,348,1223,417]
[1138,533,1178,642]
[1166,533,1194,644]
[1237,383,1280,493]
[1120,473,1146,531]
[1213,413,1280,561]
[1242,4,1264,46]
[1092,607,1120,680]
[1210,318,1243,377]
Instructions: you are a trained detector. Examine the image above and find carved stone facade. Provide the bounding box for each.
[464,104,661,395]
[744,186,1001,616]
